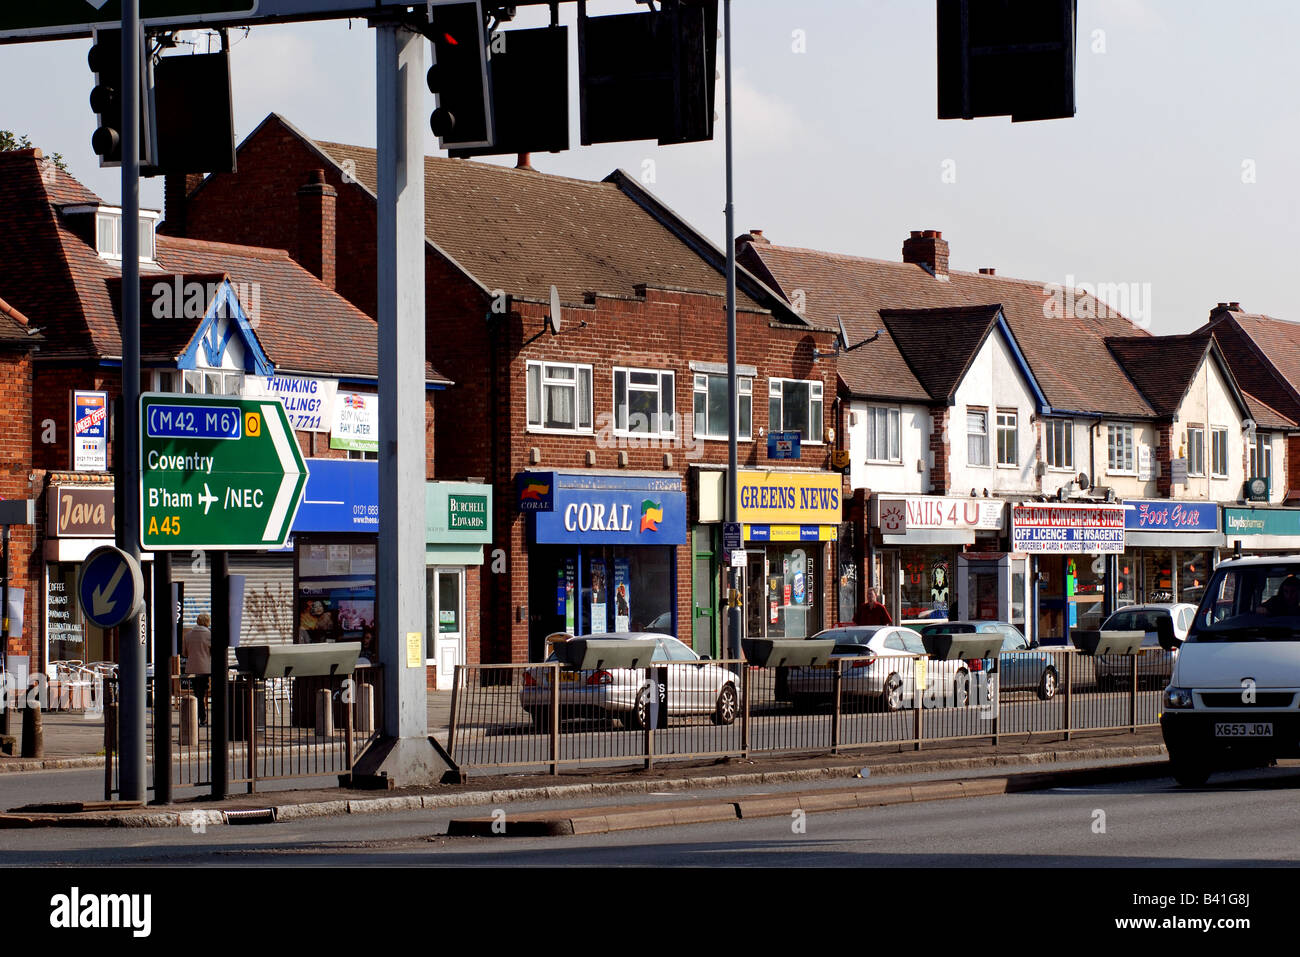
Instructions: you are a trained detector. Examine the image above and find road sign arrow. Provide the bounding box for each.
[199,482,217,515]
[261,402,305,542]
[85,0,111,9]
[91,560,126,617]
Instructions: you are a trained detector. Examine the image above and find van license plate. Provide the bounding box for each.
[1214,723,1272,737]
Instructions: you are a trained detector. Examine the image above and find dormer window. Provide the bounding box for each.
[95,209,157,261]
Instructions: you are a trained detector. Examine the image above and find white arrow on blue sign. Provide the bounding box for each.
[77,545,145,630]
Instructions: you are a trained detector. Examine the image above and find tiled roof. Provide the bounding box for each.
[0,294,39,344]
[741,242,1156,416]
[1104,334,1214,418]
[312,137,767,311]
[1199,311,1300,420]
[1241,392,1297,431]
[879,304,1003,402]
[0,149,447,382]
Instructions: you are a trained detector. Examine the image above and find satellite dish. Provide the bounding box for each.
[836,314,850,352]
[548,285,562,335]
[1076,472,1091,491]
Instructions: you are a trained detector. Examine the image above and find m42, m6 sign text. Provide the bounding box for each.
[139,393,308,550]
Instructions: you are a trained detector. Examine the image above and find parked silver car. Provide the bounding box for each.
[919,621,1060,700]
[785,626,972,711]
[519,632,739,729]
[1095,603,1196,688]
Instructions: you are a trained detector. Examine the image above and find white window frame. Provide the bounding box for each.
[767,378,824,444]
[863,405,902,464]
[1046,418,1074,471]
[1107,424,1135,475]
[1211,426,1229,479]
[1250,434,1273,483]
[996,410,1018,468]
[181,368,243,396]
[92,208,158,262]
[526,360,594,434]
[967,409,989,467]
[692,373,752,441]
[613,367,675,438]
[1187,426,1205,477]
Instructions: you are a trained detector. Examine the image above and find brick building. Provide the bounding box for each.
[0,147,470,685]
[0,293,40,670]
[173,114,840,664]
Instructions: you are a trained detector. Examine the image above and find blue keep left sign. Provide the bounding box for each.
[77,546,145,630]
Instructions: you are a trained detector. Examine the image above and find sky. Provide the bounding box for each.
[3,0,1300,335]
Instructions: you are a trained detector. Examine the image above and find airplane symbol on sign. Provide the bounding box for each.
[198,483,218,515]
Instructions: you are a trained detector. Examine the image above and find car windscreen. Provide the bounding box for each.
[1102,610,1164,632]
[1189,564,1300,641]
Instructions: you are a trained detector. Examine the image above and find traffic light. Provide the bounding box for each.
[578,0,718,147]
[87,25,156,168]
[448,26,568,159]
[88,27,124,163]
[425,1,494,151]
[937,0,1077,122]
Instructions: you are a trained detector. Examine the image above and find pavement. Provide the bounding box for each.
[0,688,1173,830]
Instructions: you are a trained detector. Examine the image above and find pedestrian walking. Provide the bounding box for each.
[183,613,213,726]
[855,587,893,626]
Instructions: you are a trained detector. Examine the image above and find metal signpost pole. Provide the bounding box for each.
[152,552,172,805]
[118,0,147,804]
[723,0,742,663]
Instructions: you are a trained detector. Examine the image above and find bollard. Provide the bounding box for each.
[21,700,42,758]
[315,688,334,737]
[178,694,199,746]
[355,682,373,734]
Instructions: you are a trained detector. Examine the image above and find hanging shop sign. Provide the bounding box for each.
[1011,503,1125,554]
[531,472,686,545]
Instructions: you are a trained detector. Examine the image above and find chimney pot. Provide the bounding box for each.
[909,230,924,240]
[902,229,951,281]
[516,152,533,170]
[1230,301,1242,310]
[979,267,996,275]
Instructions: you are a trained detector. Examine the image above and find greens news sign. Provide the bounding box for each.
[139,393,307,550]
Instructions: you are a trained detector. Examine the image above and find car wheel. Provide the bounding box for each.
[1169,752,1212,787]
[791,695,815,714]
[1096,674,1113,693]
[713,684,738,725]
[880,673,905,712]
[1037,667,1059,701]
[953,669,970,708]
[525,707,553,731]
[623,693,649,731]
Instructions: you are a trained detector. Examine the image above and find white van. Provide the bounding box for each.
[1161,555,1300,786]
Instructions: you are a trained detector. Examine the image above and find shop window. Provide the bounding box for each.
[1142,549,1175,604]
[1046,418,1073,470]
[1068,555,1108,630]
[864,406,901,463]
[900,548,952,621]
[768,378,823,443]
[1107,424,1134,474]
[996,411,1018,466]
[613,367,675,437]
[1187,427,1205,477]
[1211,427,1229,478]
[526,361,593,433]
[693,373,751,440]
[296,541,378,660]
[1116,554,1137,608]
[1180,550,1212,606]
[967,410,988,467]
[759,544,820,638]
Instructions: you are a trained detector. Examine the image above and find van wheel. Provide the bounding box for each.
[1169,753,1211,787]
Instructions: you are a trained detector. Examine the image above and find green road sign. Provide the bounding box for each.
[139,393,308,550]
[0,0,258,40]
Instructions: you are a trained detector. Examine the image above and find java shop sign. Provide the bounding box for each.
[47,486,115,538]
[531,472,686,545]
[1012,503,1126,554]
[1124,499,1217,532]
[876,496,1004,534]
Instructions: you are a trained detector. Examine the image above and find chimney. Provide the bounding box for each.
[296,169,338,291]
[978,267,996,275]
[161,172,205,237]
[902,229,950,280]
[1209,301,1245,321]
[515,152,533,170]
[735,228,771,255]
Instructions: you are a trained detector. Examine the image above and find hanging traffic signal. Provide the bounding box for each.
[937,0,1077,122]
[88,27,123,163]
[425,1,494,151]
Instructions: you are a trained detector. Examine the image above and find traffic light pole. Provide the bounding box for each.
[117,0,147,805]
[348,18,453,786]
[723,0,742,663]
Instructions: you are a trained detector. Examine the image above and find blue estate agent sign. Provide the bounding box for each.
[533,473,687,545]
[292,458,378,533]
[767,431,801,460]
[77,545,145,630]
[1124,500,1218,532]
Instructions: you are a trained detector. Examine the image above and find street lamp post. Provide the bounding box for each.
[723,0,741,662]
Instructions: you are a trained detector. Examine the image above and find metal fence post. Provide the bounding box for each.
[1063,651,1072,742]
[741,664,750,758]
[103,698,117,800]
[246,678,255,794]
[992,667,1000,746]
[447,665,462,759]
[643,668,654,772]
[831,659,842,754]
[345,672,355,771]
[1130,654,1138,733]
[550,662,560,776]
[914,664,923,751]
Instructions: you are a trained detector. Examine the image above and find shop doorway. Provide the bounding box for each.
[691,527,717,657]
[428,567,464,691]
[958,553,1027,626]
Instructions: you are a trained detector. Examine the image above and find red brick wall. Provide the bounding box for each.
[0,349,37,663]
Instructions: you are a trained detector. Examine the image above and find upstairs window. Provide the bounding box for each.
[527,361,593,433]
[768,378,823,442]
[1108,424,1134,474]
[693,374,751,440]
[996,411,1018,466]
[94,209,157,262]
[1046,419,1073,470]
[614,368,675,437]
[1211,427,1229,478]
[1187,427,1205,477]
[967,410,988,467]
[864,406,901,463]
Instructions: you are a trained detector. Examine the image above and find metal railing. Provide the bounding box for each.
[450,647,1166,773]
[105,664,384,798]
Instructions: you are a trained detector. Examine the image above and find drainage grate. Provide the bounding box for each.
[222,808,278,825]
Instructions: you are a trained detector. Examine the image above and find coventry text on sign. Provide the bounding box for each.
[1011,503,1126,554]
